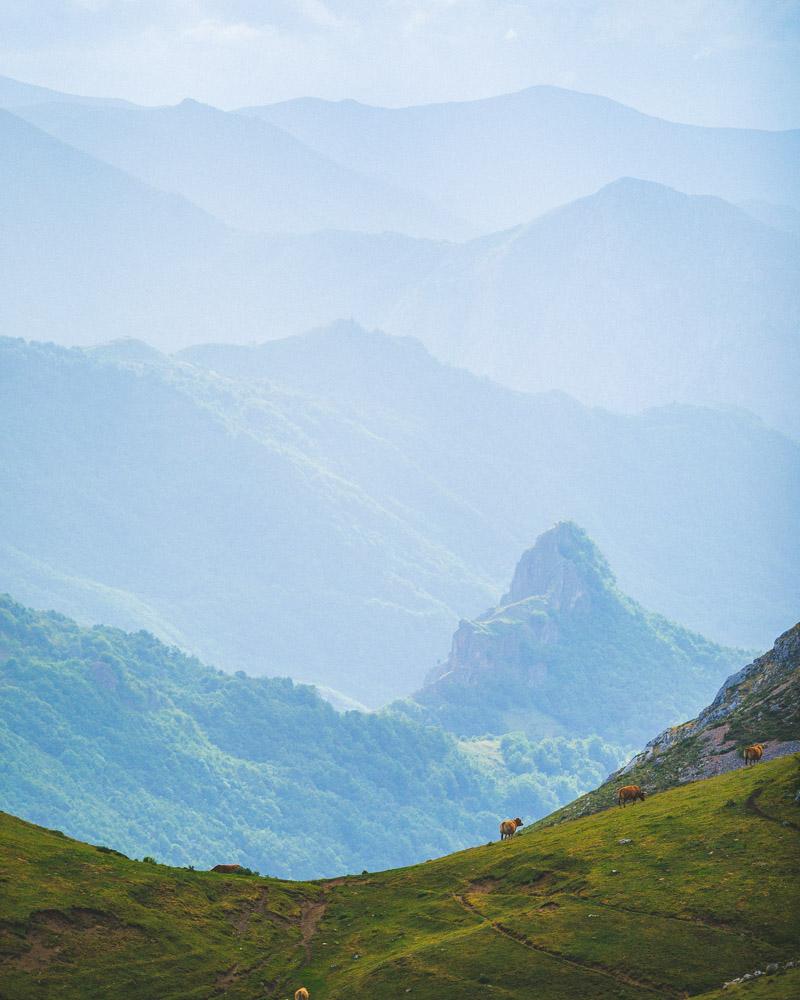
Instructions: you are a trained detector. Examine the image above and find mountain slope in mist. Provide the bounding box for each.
[15,98,464,238]
[0,72,134,109]
[388,178,800,435]
[243,84,800,231]
[182,322,800,657]
[1,326,794,706]
[3,111,794,434]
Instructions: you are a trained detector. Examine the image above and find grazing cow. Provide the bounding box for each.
[743,744,764,766]
[211,864,244,874]
[500,818,523,840]
[617,785,646,807]
[295,989,310,1000]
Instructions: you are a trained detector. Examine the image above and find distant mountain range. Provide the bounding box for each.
[242,84,800,230]
[2,329,796,705]
[1,99,796,433]
[0,72,134,109]
[386,178,800,435]
[399,523,745,745]
[13,98,464,238]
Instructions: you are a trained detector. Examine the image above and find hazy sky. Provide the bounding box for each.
[1,1,798,128]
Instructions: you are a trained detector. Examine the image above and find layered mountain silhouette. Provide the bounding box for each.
[404,523,745,744]
[14,98,464,238]
[0,72,134,109]
[388,178,800,434]
[243,84,800,230]
[2,106,795,432]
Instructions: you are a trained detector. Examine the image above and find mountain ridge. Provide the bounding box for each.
[3,111,797,437]
[243,82,800,231]
[2,329,796,705]
[14,97,468,238]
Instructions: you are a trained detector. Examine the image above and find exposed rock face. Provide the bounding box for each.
[425,523,606,692]
[501,521,611,611]
[407,522,744,743]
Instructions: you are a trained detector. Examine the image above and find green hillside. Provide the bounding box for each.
[0,593,628,879]
[1,755,798,999]
[0,593,498,879]
[403,523,746,744]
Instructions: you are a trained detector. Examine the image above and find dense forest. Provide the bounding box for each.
[0,594,626,878]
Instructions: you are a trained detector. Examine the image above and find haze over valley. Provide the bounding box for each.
[0,16,799,988]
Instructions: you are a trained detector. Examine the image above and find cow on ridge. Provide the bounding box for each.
[500,818,523,840]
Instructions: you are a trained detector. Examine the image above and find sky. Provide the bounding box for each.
[0,0,798,128]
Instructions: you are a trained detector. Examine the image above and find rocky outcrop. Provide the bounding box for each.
[501,521,611,611]
[405,523,744,743]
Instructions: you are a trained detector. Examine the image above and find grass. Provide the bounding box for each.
[1,754,798,999]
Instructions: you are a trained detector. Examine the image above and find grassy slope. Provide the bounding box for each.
[1,755,798,999]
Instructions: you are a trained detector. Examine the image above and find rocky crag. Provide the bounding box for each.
[401,522,745,745]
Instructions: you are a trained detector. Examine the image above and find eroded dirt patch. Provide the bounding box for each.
[5,907,139,972]
[466,877,501,894]
[299,900,326,961]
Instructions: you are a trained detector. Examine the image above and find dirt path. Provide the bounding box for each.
[299,900,327,961]
[579,897,779,951]
[745,787,800,832]
[454,893,678,998]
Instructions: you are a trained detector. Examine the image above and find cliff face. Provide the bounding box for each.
[541,622,800,826]
[502,521,611,610]
[409,523,745,744]
[424,523,605,692]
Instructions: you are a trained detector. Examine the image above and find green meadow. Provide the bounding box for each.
[1,754,798,999]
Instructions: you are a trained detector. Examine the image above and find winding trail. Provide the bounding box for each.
[454,892,679,998]
[745,787,800,832]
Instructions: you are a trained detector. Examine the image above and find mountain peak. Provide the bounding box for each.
[502,522,614,611]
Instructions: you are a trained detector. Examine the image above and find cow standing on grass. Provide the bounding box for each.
[617,785,646,807]
[743,743,764,765]
[500,818,523,840]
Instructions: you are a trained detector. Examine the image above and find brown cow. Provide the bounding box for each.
[618,785,646,807]
[295,989,310,1000]
[211,864,244,873]
[743,743,764,766]
[500,818,523,840]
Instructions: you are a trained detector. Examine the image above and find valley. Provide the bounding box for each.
[0,46,797,997]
